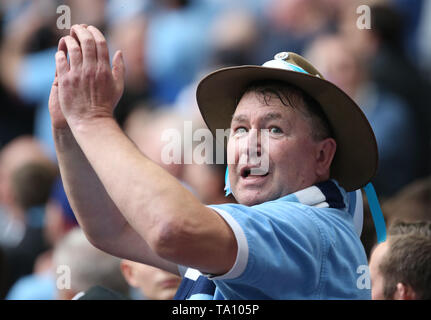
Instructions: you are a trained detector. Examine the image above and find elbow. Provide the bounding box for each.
[148,218,186,262]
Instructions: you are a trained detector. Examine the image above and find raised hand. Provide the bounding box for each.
[53,24,125,128]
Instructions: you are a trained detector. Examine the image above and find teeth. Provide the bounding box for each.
[249,168,269,176]
[242,168,269,178]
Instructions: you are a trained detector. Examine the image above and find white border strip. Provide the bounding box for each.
[206,207,249,280]
[184,268,202,281]
[294,186,325,205]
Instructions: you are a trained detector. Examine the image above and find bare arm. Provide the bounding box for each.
[53,127,179,275]
[53,25,237,275]
[49,55,178,276]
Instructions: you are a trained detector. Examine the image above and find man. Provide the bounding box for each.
[50,25,378,299]
[369,221,431,300]
[120,259,182,300]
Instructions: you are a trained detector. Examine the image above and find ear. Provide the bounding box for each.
[315,137,337,178]
[393,283,418,300]
[120,260,138,288]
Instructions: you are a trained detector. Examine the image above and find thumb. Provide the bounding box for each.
[48,73,59,109]
[112,50,125,93]
[48,73,68,129]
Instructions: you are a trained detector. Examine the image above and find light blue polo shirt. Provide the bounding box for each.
[175,180,371,300]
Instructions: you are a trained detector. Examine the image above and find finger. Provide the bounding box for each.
[62,35,83,70]
[86,25,110,65]
[112,50,125,92]
[55,50,69,76]
[58,36,68,57]
[70,24,96,67]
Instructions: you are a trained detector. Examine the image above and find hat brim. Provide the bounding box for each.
[196,65,378,192]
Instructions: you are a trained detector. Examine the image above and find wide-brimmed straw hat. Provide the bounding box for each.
[196,52,378,192]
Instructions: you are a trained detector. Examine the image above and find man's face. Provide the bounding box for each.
[369,241,389,300]
[227,90,322,206]
[122,261,182,300]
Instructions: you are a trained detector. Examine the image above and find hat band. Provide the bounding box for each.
[262,60,309,74]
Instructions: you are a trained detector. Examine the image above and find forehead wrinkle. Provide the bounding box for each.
[232,91,295,127]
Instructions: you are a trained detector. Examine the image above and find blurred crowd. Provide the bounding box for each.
[0,0,430,300]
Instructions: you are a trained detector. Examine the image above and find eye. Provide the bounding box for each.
[234,127,247,135]
[269,127,282,134]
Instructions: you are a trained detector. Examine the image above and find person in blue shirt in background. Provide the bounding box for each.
[50,24,381,299]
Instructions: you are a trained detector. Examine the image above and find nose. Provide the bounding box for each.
[235,129,264,166]
[248,128,262,158]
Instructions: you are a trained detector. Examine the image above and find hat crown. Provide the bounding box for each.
[264,51,325,79]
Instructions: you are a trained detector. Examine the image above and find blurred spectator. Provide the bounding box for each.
[0,82,35,149]
[207,9,259,68]
[1,160,57,298]
[120,259,181,300]
[417,0,431,79]
[123,103,235,205]
[0,136,53,248]
[0,0,430,301]
[144,0,214,103]
[52,228,129,300]
[123,106,186,180]
[391,0,424,58]
[108,13,156,128]
[305,34,425,197]
[369,221,431,300]
[6,177,79,299]
[369,3,431,172]
[182,160,234,205]
[8,226,129,300]
[361,176,431,259]
[181,119,236,204]
[43,178,78,247]
[0,1,62,159]
[0,0,108,159]
[339,1,431,182]
[382,176,431,227]
[256,0,336,61]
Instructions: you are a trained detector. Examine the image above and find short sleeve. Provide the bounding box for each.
[206,201,325,299]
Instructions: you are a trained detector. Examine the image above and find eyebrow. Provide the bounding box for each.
[262,112,283,121]
[231,114,248,123]
[231,112,283,124]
